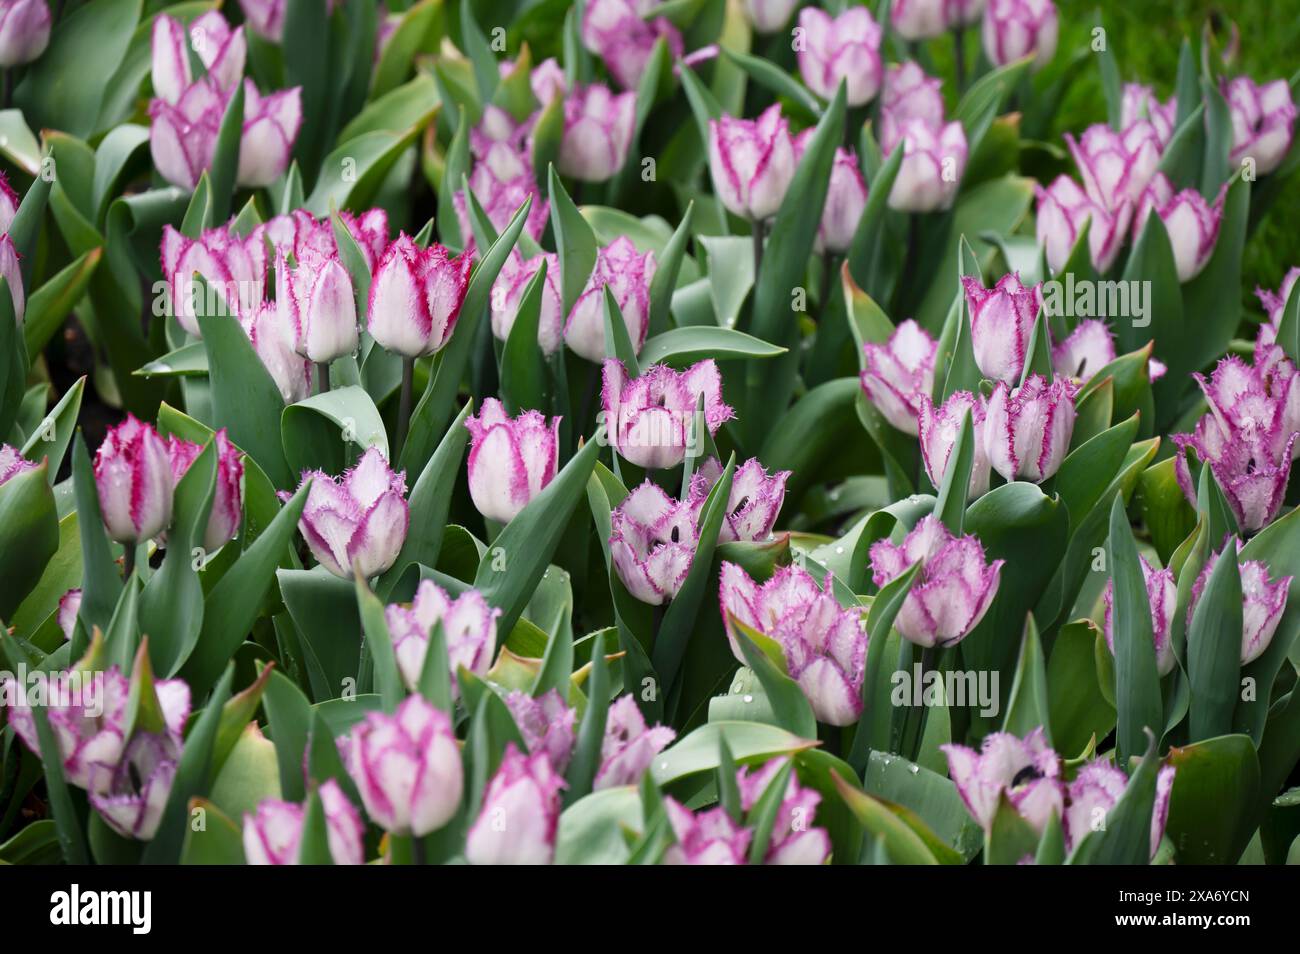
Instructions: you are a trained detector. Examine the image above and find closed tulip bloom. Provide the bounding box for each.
[1064,761,1175,860]
[1102,555,1178,677]
[793,130,867,254]
[386,580,499,693]
[689,457,791,543]
[941,728,1064,834]
[1051,319,1115,382]
[558,83,636,183]
[610,481,700,605]
[56,588,81,641]
[564,237,657,361]
[95,415,175,544]
[797,7,883,106]
[290,446,409,580]
[1121,83,1177,148]
[457,143,551,245]
[243,779,365,865]
[859,319,938,436]
[0,234,23,323]
[1035,175,1130,274]
[881,62,946,141]
[504,690,577,774]
[963,272,1042,384]
[581,0,682,90]
[344,695,462,837]
[594,695,676,789]
[1224,76,1297,176]
[708,105,797,222]
[149,79,223,190]
[367,234,473,357]
[663,799,751,865]
[151,12,244,106]
[530,57,567,105]
[1067,122,1162,212]
[160,222,266,337]
[602,359,733,469]
[881,116,968,212]
[0,0,49,67]
[276,249,358,363]
[166,430,244,552]
[465,398,561,523]
[491,251,564,354]
[465,744,565,865]
[737,759,831,865]
[870,515,1004,648]
[890,0,948,41]
[241,300,314,404]
[918,391,991,499]
[984,375,1077,483]
[1132,173,1224,282]
[981,0,1058,70]
[1189,548,1291,665]
[238,80,302,188]
[743,0,801,34]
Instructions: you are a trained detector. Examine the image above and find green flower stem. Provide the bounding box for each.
[394,356,415,461]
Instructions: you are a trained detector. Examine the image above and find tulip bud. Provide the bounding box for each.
[797,7,883,107]
[458,142,551,245]
[890,0,949,41]
[963,272,1042,384]
[1189,548,1291,665]
[859,319,938,436]
[593,695,676,789]
[558,83,636,183]
[530,57,567,105]
[742,0,801,34]
[149,80,223,190]
[276,249,358,363]
[504,690,577,774]
[491,251,564,354]
[290,446,409,580]
[984,374,1076,483]
[1067,122,1162,212]
[465,743,565,865]
[582,0,682,90]
[663,799,751,864]
[243,779,365,865]
[1064,760,1175,860]
[95,415,175,544]
[238,80,302,188]
[241,300,314,404]
[881,62,946,140]
[690,456,790,543]
[343,695,462,837]
[387,580,499,694]
[151,12,244,106]
[465,398,561,524]
[602,359,732,469]
[160,222,267,337]
[166,430,245,552]
[1133,173,1223,283]
[1035,175,1130,274]
[0,0,50,68]
[1121,83,1177,148]
[869,515,1004,649]
[1051,319,1115,382]
[942,728,1064,834]
[57,588,81,641]
[793,130,867,254]
[564,237,657,362]
[610,480,700,605]
[1102,554,1178,676]
[367,235,473,358]
[880,116,968,212]
[918,391,991,499]
[1224,76,1297,176]
[737,759,832,865]
[982,0,1058,70]
[708,105,797,222]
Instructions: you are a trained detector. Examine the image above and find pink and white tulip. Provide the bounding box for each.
[56,588,81,641]
[504,690,577,774]
[880,116,968,212]
[94,415,175,544]
[689,457,790,543]
[981,0,1058,70]
[1035,175,1131,274]
[1052,319,1116,382]
[1063,760,1175,859]
[593,695,676,789]
[1132,173,1223,283]
[558,83,636,183]
[243,779,365,865]
[610,481,701,605]
[1224,76,1297,176]
[386,580,499,693]
[918,390,991,499]
[1103,555,1178,676]
[859,319,938,436]
[794,130,867,254]
[602,359,734,469]
[458,142,550,245]
[490,251,564,354]
[1067,122,1162,214]
[241,300,314,404]
[151,12,244,106]
[166,429,244,552]
[708,105,797,222]
[743,0,801,34]
[581,0,682,90]
[465,398,560,524]
[237,80,303,188]
[276,248,358,364]
[664,799,752,864]
[963,272,1042,384]
[564,237,657,362]
[942,728,1064,834]
[796,7,883,107]
[737,759,831,865]
[465,744,565,865]
[1121,83,1177,149]
[160,222,267,337]
[0,0,48,67]
[0,443,35,485]
[984,374,1077,483]
[890,0,949,41]
[881,62,946,144]
[367,235,473,358]
[1189,547,1291,665]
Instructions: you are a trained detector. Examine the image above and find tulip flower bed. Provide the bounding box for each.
[0,0,1298,872]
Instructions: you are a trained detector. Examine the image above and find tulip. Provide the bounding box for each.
[1051,319,1115,382]
[918,391,991,499]
[948,0,988,26]
[342,695,462,837]
[339,209,390,273]
[238,0,337,43]
[689,456,790,543]
[796,7,883,107]
[1063,760,1175,860]
[385,580,499,693]
[237,80,302,188]
[0,0,49,67]
[720,562,867,725]
[558,83,636,183]
[984,374,1077,483]
[981,0,1058,70]
[881,62,946,140]
[290,446,409,580]
[243,779,365,865]
[1255,266,1300,330]
[593,695,676,789]
[963,272,1042,384]
[581,0,683,90]
[742,0,801,34]
[149,80,224,190]
[463,398,561,524]
[1102,555,1178,676]
[890,0,949,41]
[708,105,797,222]
[1121,83,1177,148]
[490,251,564,354]
[160,222,267,337]
[880,116,968,212]
[465,743,565,865]
[56,588,81,642]
[530,57,567,105]
[94,415,175,544]
[88,734,180,840]
[1035,175,1130,274]
[1132,173,1223,282]
[941,728,1064,834]
[151,12,244,106]
[610,480,700,605]
[1224,76,1297,176]
[367,234,473,358]
[869,515,1004,649]
[0,442,34,484]
[1068,122,1162,217]
[166,429,245,552]
[859,319,938,436]
[602,359,733,469]
[793,130,867,254]
[504,690,577,774]
[0,234,20,323]
[0,170,17,234]
[564,237,657,362]
[1189,547,1291,665]
[737,759,831,865]
[663,800,751,864]
[241,300,314,404]
[276,248,358,364]
[458,142,551,245]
